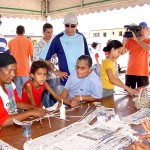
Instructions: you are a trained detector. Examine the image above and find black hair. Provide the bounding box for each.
[91,42,98,49]
[77,55,92,67]
[103,40,123,52]
[43,23,53,32]
[0,53,16,67]
[16,25,25,34]
[30,61,50,74]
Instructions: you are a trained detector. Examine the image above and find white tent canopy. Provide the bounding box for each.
[0,0,150,19]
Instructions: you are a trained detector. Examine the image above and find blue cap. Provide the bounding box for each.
[139,22,148,28]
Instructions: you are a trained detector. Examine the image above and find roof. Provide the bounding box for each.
[0,0,150,19]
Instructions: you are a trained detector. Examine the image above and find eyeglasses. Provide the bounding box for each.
[65,24,76,28]
[76,65,89,71]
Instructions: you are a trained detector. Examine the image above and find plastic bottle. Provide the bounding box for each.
[60,100,66,120]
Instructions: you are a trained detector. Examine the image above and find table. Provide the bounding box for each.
[0,95,146,149]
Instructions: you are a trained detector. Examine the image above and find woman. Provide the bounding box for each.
[0,53,46,127]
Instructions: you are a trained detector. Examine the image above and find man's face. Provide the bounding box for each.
[138,27,149,37]
[0,64,17,84]
[43,28,53,41]
[64,24,77,36]
[76,60,92,78]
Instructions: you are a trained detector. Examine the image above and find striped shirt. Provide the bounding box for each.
[0,34,9,53]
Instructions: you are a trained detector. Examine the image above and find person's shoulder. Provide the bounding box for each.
[89,71,101,82]
[69,70,76,77]
[76,32,84,36]
[24,80,33,87]
[54,32,64,39]
[0,34,6,39]
[34,39,45,46]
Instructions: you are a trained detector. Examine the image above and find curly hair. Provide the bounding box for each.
[30,61,50,74]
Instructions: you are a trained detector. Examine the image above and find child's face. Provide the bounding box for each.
[111,47,123,59]
[31,68,48,86]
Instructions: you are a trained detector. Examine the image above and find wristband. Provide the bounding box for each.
[80,95,83,102]
[53,68,57,72]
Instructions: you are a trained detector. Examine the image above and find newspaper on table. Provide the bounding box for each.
[0,140,17,150]
[95,106,118,122]
[24,108,137,150]
[121,108,150,125]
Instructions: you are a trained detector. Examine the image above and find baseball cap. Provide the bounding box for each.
[64,13,78,24]
[139,22,148,28]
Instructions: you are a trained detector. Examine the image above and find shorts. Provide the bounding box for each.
[125,75,149,89]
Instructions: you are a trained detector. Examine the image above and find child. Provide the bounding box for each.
[22,61,70,107]
[90,42,101,76]
[100,40,136,97]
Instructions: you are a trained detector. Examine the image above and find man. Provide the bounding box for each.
[61,55,102,107]
[33,23,59,107]
[8,25,33,98]
[39,13,90,90]
[122,22,150,89]
[0,53,46,127]
[0,18,9,54]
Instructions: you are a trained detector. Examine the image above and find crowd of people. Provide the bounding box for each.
[0,12,150,149]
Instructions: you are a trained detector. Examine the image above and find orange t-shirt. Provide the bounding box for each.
[8,35,33,76]
[126,38,150,76]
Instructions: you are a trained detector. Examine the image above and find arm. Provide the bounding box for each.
[122,37,128,55]
[1,109,46,127]
[132,31,150,52]
[23,83,36,106]
[45,82,70,106]
[134,38,150,51]
[106,68,136,95]
[95,56,100,72]
[40,58,68,81]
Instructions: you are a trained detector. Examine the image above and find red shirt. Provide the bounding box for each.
[22,81,45,107]
[0,88,21,126]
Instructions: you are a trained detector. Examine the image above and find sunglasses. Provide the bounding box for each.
[65,24,76,28]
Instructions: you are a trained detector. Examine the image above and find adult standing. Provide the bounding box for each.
[33,23,59,107]
[122,22,150,89]
[0,17,9,54]
[39,12,90,90]
[8,25,33,98]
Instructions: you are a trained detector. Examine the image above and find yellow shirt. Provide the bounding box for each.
[100,59,116,89]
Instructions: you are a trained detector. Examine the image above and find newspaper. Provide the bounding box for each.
[121,108,150,125]
[24,110,137,150]
[0,140,17,150]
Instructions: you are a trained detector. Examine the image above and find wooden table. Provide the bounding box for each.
[0,95,146,149]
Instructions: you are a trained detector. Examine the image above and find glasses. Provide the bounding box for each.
[65,24,76,28]
[76,66,88,71]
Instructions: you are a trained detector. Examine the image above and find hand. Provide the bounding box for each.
[131,31,137,41]
[139,118,150,143]
[141,118,150,133]
[127,88,137,96]
[31,108,46,117]
[70,97,80,107]
[131,141,150,150]
[54,70,68,81]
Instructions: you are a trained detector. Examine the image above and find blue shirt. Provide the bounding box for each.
[64,70,103,99]
[39,31,90,86]
[0,34,9,54]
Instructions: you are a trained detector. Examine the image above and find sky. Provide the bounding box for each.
[0,4,150,36]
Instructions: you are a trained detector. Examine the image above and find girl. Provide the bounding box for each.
[100,40,136,97]
[22,61,70,107]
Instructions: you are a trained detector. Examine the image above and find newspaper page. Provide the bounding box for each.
[121,108,150,125]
